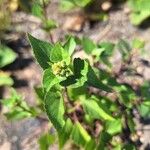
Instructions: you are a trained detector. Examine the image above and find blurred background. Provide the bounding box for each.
[0,0,150,150]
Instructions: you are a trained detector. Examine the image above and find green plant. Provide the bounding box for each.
[128,0,150,25]
[31,0,57,42]
[60,0,92,12]
[1,89,38,119]
[27,33,149,150]
[0,44,17,86]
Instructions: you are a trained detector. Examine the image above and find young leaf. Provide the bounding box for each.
[60,58,88,87]
[50,43,64,62]
[44,91,65,130]
[28,34,53,69]
[50,42,70,64]
[64,36,76,56]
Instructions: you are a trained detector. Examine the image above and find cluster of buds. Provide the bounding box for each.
[52,61,72,77]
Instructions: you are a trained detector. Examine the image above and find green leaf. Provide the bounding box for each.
[128,0,150,25]
[82,37,96,54]
[73,58,89,87]
[58,119,73,148]
[82,97,115,121]
[28,34,53,69]
[1,89,21,108]
[1,89,37,120]
[123,143,136,150]
[64,36,76,56]
[32,3,43,18]
[132,38,145,49]
[105,119,122,135]
[113,144,122,150]
[114,85,137,108]
[71,122,91,146]
[39,133,56,150]
[73,0,91,7]
[60,0,91,11]
[43,69,63,92]
[5,109,31,120]
[130,10,150,25]
[60,58,88,87]
[67,86,88,101]
[50,43,70,64]
[87,66,112,92]
[140,82,150,99]
[0,72,13,86]
[98,42,115,56]
[59,0,76,12]
[43,19,57,31]
[85,139,96,150]
[98,42,115,67]
[0,44,17,68]
[45,91,65,130]
[97,131,111,150]
[138,100,150,118]
[34,86,45,102]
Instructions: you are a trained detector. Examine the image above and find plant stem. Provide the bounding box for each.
[42,0,54,44]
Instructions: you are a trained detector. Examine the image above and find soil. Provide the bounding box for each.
[0,0,150,150]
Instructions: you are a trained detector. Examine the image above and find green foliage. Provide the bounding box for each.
[28,33,53,69]
[45,90,65,130]
[28,34,149,150]
[0,44,17,86]
[0,72,13,86]
[0,44,17,68]
[1,89,38,120]
[39,133,56,150]
[71,121,91,147]
[82,96,115,121]
[31,0,57,32]
[128,0,150,25]
[60,0,91,12]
